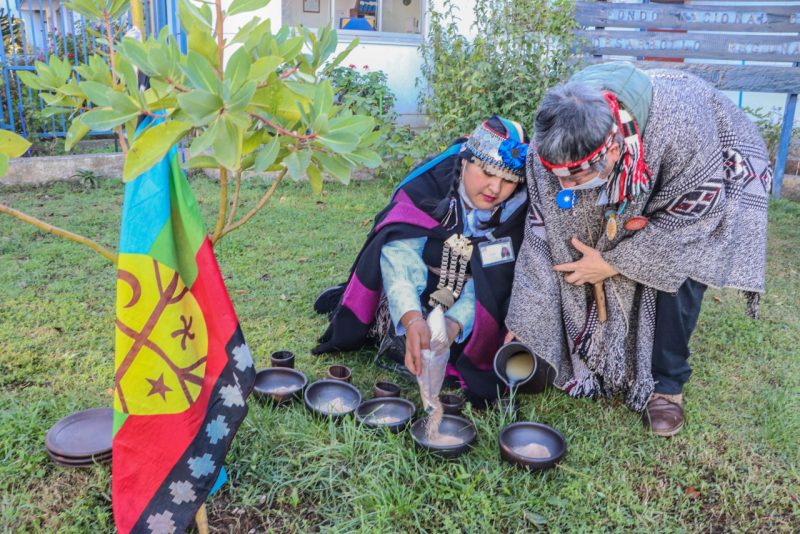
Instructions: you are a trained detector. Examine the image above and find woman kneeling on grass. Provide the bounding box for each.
[312,116,530,405]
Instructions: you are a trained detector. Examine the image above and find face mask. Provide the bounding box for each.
[567,175,607,191]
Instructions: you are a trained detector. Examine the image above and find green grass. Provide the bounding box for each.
[1,176,798,532]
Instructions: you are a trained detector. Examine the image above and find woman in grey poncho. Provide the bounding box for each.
[506,62,770,436]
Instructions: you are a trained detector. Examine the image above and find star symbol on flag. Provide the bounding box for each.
[146,373,172,401]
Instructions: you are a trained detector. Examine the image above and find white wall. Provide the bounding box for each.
[221,0,799,128]
[333,38,425,124]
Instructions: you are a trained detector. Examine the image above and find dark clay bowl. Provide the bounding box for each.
[253,368,308,404]
[439,393,466,415]
[304,379,361,419]
[410,414,477,458]
[372,381,401,398]
[355,397,416,433]
[498,422,567,470]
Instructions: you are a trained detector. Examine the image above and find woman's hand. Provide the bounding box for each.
[445,318,462,346]
[402,311,429,376]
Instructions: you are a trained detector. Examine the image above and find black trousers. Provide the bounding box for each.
[651,278,707,394]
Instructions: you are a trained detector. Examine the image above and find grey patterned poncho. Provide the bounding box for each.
[506,68,771,411]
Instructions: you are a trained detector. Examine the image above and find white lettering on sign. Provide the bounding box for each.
[728,42,800,57]
[592,36,702,53]
[606,9,769,26]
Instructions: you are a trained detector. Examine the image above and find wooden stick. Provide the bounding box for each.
[0,203,117,264]
[195,503,209,534]
[593,282,607,323]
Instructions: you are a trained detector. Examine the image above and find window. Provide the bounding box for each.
[282,0,423,36]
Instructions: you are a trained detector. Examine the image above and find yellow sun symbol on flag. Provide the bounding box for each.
[114,254,208,415]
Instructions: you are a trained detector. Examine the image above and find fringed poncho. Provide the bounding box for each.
[507,66,770,411]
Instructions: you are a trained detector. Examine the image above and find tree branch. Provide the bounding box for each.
[0,203,117,264]
[249,112,317,140]
[215,0,225,77]
[226,169,242,228]
[217,168,287,241]
[102,10,129,155]
[211,167,228,244]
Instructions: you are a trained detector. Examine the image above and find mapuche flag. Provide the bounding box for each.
[113,118,255,533]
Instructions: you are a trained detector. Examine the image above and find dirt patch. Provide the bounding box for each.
[207,488,323,533]
[778,174,800,201]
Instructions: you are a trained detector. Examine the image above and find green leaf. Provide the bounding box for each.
[177,90,223,124]
[40,106,71,118]
[317,130,360,154]
[181,51,221,94]
[313,152,352,184]
[228,0,270,17]
[81,108,139,131]
[65,117,91,151]
[0,153,8,176]
[311,79,333,120]
[249,55,283,82]
[0,130,33,158]
[224,47,251,92]
[348,147,382,168]
[119,37,152,74]
[123,120,192,181]
[187,27,220,68]
[306,162,323,194]
[66,0,102,18]
[212,115,243,170]
[106,91,141,115]
[230,18,259,45]
[227,81,256,113]
[185,154,220,168]
[278,36,304,62]
[329,114,374,136]
[57,81,85,99]
[17,71,47,91]
[284,149,311,180]
[178,0,212,33]
[325,38,358,72]
[254,136,280,172]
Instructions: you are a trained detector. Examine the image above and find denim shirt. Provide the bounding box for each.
[380,187,527,342]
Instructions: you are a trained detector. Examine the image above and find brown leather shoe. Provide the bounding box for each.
[642,395,684,437]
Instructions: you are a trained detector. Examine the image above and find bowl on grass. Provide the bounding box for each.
[304,379,361,419]
[498,422,566,470]
[410,414,477,458]
[253,368,308,404]
[356,397,415,433]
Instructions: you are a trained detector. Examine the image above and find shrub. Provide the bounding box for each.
[417,0,580,151]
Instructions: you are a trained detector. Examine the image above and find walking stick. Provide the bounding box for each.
[593,282,607,323]
[195,504,210,534]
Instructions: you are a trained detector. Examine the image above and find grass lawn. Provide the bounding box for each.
[1,175,798,532]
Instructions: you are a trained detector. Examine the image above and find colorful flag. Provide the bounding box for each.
[113,118,255,533]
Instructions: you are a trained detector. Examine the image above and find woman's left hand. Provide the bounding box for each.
[553,237,619,285]
[445,318,462,346]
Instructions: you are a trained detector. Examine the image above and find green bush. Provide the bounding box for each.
[745,106,800,166]
[417,0,580,150]
[327,64,427,183]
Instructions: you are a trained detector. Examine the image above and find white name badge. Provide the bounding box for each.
[478,237,515,267]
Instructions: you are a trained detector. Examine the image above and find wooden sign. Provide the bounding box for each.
[576,2,800,33]
[577,30,800,63]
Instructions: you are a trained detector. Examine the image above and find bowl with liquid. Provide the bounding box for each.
[355,397,416,433]
[410,414,477,458]
[253,368,308,404]
[304,379,361,419]
[493,342,538,389]
[498,422,566,470]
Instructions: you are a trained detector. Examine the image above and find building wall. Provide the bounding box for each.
[222,0,799,127]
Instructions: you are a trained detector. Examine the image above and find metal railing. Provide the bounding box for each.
[1,0,181,139]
